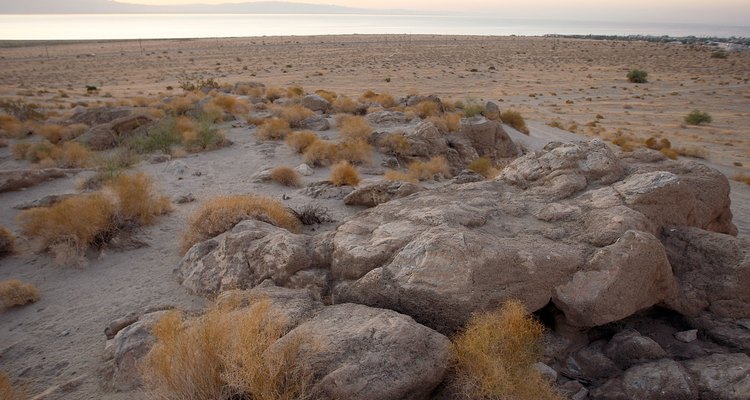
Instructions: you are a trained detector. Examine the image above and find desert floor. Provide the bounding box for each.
[0,35,749,399]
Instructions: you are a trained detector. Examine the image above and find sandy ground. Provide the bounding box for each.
[0,35,749,398]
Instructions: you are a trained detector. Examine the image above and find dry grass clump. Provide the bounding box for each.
[0,279,40,310]
[0,114,27,138]
[442,113,462,132]
[211,94,250,115]
[167,93,202,115]
[734,174,750,185]
[256,118,291,140]
[141,300,313,400]
[332,96,359,114]
[413,100,441,118]
[18,172,170,265]
[452,300,563,400]
[182,195,301,252]
[500,110,530,134]
[285,130,319,153]
[468,157,501,179]
[314,89,337,104]
[381,132,411,156]
[13,140,92,168]
[35,123,88,143]
[408,156,451,181]
[359,90,397,108]
[611,136,638,152]
[384,169,418,183]
[269,166,302,187]
[330,160,360,186]
[265,87,286,102]
[644,136,678,159]
[274,104,314,128]
[337,139,372,165]
[303,139,339,166]
[287,86,304,98]
[0,226,14,256]
[673,145,707,159]
[337,115,373,142]
[0,371,26,400]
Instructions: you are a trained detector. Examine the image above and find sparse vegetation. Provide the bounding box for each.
[413,100,440,118]
[130,117,182,154]
[274,104,314,128]
[18,173,170,265]
[461,101,485,118]
[330,160,360,186]
[0,226,14,256]
[500,110,530,134]
[332,96,360,114]
[337,115,373,142]
[0,99,44,121]
[303,140,339,166]
[684,109,712,125]
[452,300,563,400]
[256,118,291,140]
[733,174,750,185]
[181,195,301,252]
[337,139,373,165]
[468,157,501,179]
[0,114,26,138]
[35,123,88,143]
[408,156,451,181]
[384,169,418,183]
[289,204,332,225]
[711,49,728,59]
[12,140,93,168]
[381,133,411,156]
[141,300,313,400]
[0,279,40,310]
[178,76,220,92]
[285,130,318,153]
[269,166,302,187]
[627,69,648,83]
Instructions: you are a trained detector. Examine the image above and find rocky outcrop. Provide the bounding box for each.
[343,180,423,207]
[365,110,413,127]
[76,113,156,150]
[71,106,136,126]
[301,94,330,112]
[0,168,71,192]
[271,303,451,400]
[459,116,520,159]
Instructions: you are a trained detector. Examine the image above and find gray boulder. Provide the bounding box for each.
[301,94,331,112]
[604,329,668,369]
[0,168,69,193]
[76,113,156,150]
[459,116,519,159]
[622,359,696,400]
[681,353,750,400]
[343,180,423,207]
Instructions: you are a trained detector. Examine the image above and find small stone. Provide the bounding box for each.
[295,163,314,176]
[674,329,698,343]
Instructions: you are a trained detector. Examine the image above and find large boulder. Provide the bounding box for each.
[458,116,519,159]
[681,353,750,399]
[343,180,424,207]
[621,359,696,400]
[76,113,156,150]
[301,94,330,112]
[70,106,135,126]
[270,303,451,400]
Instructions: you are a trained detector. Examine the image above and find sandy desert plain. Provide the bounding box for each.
[0,34,750,399]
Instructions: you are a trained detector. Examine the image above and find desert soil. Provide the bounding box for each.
[0,35,749,399]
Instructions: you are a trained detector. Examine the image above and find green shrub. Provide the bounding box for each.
[130,117,181,154]
[684,109,712,125]
[462,101,485,118]
[627,69,648,83]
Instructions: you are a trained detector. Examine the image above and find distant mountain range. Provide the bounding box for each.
[0,0,418,14]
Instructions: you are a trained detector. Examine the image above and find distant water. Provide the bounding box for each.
[0,14,748,41]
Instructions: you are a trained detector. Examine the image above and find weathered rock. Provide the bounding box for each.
[674,330,698,343]
[269,303,451,400]
[302,181,354,199]
[621,359,696,400]
[564,340,621,382]
[177,220,333,296]
[13,193,77,209]
[147,153,171,164]
[215,283,323,328]
[0,168,70,193]
[70,106,135,126]
[295,163,314,176]
[365,110,413,127]
[343,180,423,207]
[681,353,750,400]
[689,313,750,353]
[104,312,139,340]
[173,193,195,204]
[299,115,330,131]
[663,227,750,318]
[250,168,273,183]
[403,121,449,159]
[483,101,500,120]
[452,169,484,184]
[533,362,558,382]
[76,113,156,150]
[301,94,331,112]
[405,95,443,110]
[553,231,678,327]
[603,329,668,369]
[459,116,519,159]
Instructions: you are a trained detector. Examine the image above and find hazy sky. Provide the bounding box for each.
[118,0,750,24]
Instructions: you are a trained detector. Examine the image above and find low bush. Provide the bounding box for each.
[0,279,40,310]
[314,89,337,104]
[337,115,373,142]
[130,117,182,154]
[627,69,648,83]
[209,94,250,115]
[359,90,397,108]
[18,173,170,265]
[611,136,637,152]
[274,104,314,128]
[452,300,563,400]
[141,300,313,400]
[189,115,226,151]
[442,113,462,132]
[13,140,92,168]
[285,130,318,153]
[332,96,359,114]
[167,93,202,115]
[684,109,712,125]
[0,114,26,138]
[383,169,418,183]
[330,161,360,186]
[265,87,286,102]
[289,204,332,225]
[673,145,707,159]
[303,140,339,166]
[35,123,88,143]
[734,174,750,185]
[256,118,291,140]
[0,226,14,256]
[413,100,440,118]
[0,371,26,400]
[500,110,530,134]
[408,156,451,181]
[337,139,373,165]
[468,157,501,179]
[381,133,411,156]
[269,166,302,187]
[182,195,301,252]
[461,101,485,118]
[287,86,304,98]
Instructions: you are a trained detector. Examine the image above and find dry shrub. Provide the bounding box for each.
[381,133,410,156]
[265,87,286,102]
[660,148,678,160]
[182,195,301,252]
[235,84,265,97]
[500,110,530,134]
[0,114,26,138]
[36,123,87,143]
[611,136,638,152]
[18,173,169,264]
[14,140,91,168]
[337,139,372,165]
[201,102,225,123]
[0,371,26,400]
[287,86,304,98]
[452,300,563,400]
[58,142,93,168]
[285,130,318,153]
[443,113,462,132]
[0,279,40,310]
[303,140,339,166]
[269,166,302,187]
[468,157,501,179]
[337,115,372,141]
[210,94,250,115]
[384,169,418,183]
[673,145,707,159]
[734,174,750,185]
[274,104,314,128]
[413,101,440,118]
[12,142,30,160]
[359,90,396,108]
[141,300,313,400]
[168,94,201,115]
[330,160,360,186]
[256,118,291,140]
[23,140,58,163]
[175,115,198,142]
[332,96,359,114]
[314,89,337,104]
[408,156,451,181]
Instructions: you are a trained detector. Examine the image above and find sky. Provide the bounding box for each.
[117,0,750,25]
